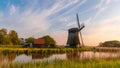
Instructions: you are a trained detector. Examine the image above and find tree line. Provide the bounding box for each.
[0,28,56,46]
[99,40,120,47]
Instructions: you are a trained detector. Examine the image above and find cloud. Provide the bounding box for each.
[62,0,87,15]
[54,0,111,30]
[0,12,3,19]
[1,0,81,38]
[9,5,17,15]
[78,0,113,23]
[89,0,112,21]
[1,5,50,38]
[41,0,80,18]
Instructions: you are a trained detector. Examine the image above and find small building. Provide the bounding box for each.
[19,38,26,45]
[33,39,47,48]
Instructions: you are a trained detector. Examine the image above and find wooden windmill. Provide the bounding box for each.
[67,13,85,48]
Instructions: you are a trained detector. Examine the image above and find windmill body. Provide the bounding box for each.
[67,28,80,48]
[66,14,85,48]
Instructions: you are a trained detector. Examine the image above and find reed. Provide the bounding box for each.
[0,47,93,54]
[5,59,120,68]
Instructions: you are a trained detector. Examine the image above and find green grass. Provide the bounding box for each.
[0,45,22,48]
[0,47,94,54]
[2,59,120,68]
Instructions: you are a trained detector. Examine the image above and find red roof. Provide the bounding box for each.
[34,39,45,44]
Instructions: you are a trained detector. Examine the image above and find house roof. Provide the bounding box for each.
[34,39,45,44]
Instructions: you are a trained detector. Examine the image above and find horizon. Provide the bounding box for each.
[0,0,120,46]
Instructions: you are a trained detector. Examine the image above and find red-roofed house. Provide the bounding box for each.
[34,39,45,44]
[33,39,47,48]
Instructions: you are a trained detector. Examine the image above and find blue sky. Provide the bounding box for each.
[0,0,120,46]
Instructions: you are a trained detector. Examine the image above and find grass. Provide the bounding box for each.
[0,45,22,48]
[94,47,120,52]
[2,59,120,68]
[0,47,93,55]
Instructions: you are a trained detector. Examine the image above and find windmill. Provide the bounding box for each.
[67,13,85,48]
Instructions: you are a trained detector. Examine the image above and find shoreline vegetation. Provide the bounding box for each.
[0,47,93,55]
[0,46,120,54]
[2,59,120,68]
[1,46,120,68]
[0,45,120,53]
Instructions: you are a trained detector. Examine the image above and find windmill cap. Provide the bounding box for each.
[68,28,79,32]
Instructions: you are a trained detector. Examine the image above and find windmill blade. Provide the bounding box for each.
[79,29,84,47]
[80,23,85,46]
[76,13,80,29]
[76,13,85,47]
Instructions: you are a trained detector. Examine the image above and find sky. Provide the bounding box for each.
[0,0,120,46]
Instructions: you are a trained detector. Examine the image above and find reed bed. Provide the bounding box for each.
[1,59,120,68]
[0,47,93,55]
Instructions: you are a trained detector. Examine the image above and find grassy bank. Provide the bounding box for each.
[0,45,22,48]
[94,47,120,52]
[0,47,93,55]
[2,59,120,68]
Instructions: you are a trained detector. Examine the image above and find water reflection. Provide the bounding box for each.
[0,53,16,65]
[1,50,120,64]
[13,54,32,63]
[66,50,120,60]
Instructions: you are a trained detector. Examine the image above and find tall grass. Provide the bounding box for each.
[4,59,120,68]
[0,47,93,55]
[0,45,22,48]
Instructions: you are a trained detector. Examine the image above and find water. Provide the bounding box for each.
[1,51,120,64]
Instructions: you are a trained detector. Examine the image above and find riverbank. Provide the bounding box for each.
[1,46,120,54]
[2,58,120,68]
[95,47,120,52]
[0,47,93,55]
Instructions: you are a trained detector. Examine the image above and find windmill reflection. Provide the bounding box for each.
[66,50,81,61]
[66,50,120,61]
[66,50,93,61]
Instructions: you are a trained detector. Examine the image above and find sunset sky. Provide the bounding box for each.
[0,0,120,46]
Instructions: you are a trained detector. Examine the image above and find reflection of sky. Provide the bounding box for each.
[13,54,32,63]
[0,0,120,46]
[13,54,67,63]
[48,54,67,60]
[80,51,120,59]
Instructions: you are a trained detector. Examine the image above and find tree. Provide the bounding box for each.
[25,37,34,43]
[9,30,19,45]
[0,28,9,44]
[0,28,19,45]
[99,40,120,47]
[0,32,4,44]
[40,35,56,47]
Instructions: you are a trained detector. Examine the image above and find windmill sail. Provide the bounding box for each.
[76,14,85,46]
[78,23,85,31]
[76,13,80,29]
